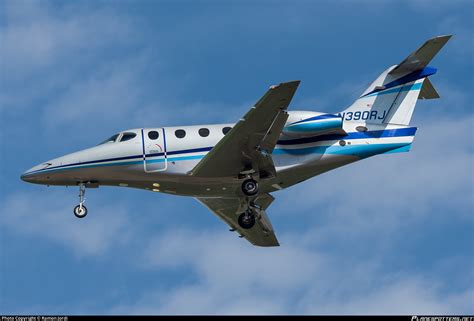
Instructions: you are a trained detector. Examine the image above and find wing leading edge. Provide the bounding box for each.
[190,80,300,178]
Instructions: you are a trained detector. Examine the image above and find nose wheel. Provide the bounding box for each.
[74,183,88,218]
[74,204,88,218]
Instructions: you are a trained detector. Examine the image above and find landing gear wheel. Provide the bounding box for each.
[74,205,88,218]
[238,210,256,229]
[74,183,88,218]
[241,179,258,196]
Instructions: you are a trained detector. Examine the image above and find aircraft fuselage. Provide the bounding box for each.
[21,111,415,198]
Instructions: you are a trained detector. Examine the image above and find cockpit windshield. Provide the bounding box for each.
[119,132,137,142]
[99,134,119,145]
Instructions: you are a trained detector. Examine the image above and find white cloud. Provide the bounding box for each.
[40,55,148,128]
[300,277,474,314]
[0,2,135,79]
[1,190,134,257]
[115,229,318,314]
[1,1,251,138]
[112,228,474,315]
[0,0,144,135]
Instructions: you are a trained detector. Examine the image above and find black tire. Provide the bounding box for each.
[238,211,256,229]
[241,179,259,196]
[73,205,88,218]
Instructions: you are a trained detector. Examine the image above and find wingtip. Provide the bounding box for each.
[270,80,301,89]
[286,80,301,86]
[431,34,453,43]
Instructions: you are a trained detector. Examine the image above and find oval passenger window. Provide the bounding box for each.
[148,131,159,140]
[175,129,186,138]
[199,128,210,137]
[222,127,232,135]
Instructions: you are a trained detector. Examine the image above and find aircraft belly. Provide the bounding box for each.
[273,154,359,190]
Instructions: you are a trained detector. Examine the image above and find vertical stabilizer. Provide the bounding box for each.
[341,35,451,125]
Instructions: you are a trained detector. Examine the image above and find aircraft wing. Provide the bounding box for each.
[196,193,279,247]
[190,80,300,178]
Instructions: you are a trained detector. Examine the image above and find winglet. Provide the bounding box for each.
[391,35,452,75]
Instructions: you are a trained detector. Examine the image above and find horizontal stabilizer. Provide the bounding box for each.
[419,78,440,100]
[390,35,452,75]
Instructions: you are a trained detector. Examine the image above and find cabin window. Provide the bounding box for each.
[199,128,210,137]
[222,127,232,135]
[99,134,119,145]
[120,132,137,142]
[148,131,159,140]
[175,129,186,138]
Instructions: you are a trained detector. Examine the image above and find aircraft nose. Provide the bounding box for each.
[20,172,32,182]
[21,167,41,183]
[20,163,53,184]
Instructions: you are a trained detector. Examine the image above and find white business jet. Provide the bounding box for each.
[21,35,451,246]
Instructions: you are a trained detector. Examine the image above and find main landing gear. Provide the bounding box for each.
[237,177,260,229]
[238,208,256,229]
[73,183,88,218]
[241,178,258,196]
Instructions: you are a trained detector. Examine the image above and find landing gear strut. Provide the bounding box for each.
[73,183,88,218]
[241,178,258,196]
[238,209,256,229]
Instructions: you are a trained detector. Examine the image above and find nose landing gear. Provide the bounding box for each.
[73,183,88,218]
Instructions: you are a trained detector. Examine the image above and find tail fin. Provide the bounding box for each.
[342,35,451,126]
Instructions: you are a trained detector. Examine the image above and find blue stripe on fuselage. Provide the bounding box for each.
[277,127,416,145]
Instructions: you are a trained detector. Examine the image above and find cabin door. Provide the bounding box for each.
[141,128,167,172]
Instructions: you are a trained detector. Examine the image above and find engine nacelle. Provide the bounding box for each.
[283,111,344,137]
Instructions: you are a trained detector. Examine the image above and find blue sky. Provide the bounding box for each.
[1,0,473,315]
